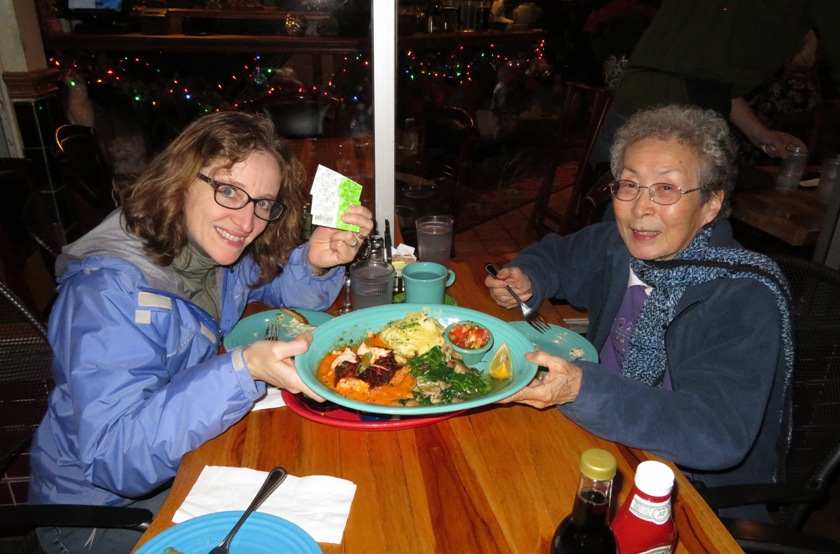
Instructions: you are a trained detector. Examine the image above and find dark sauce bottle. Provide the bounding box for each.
[550,448,617,554]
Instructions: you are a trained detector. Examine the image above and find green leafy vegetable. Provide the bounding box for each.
[404,346,492,405]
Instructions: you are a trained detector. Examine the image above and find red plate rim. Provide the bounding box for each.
[281,390,467,431]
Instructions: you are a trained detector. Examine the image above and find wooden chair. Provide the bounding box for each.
[700,256,840,553]
[254,92,343,139]
[396,107,479,219]
[0,158,60,320]
[528,82,613,238]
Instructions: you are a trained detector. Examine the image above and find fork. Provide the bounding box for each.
[484,263,550,333]
[264,322,279,341]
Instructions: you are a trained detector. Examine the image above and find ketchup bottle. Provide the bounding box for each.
[610,460,677,554]
[549,448,617,554]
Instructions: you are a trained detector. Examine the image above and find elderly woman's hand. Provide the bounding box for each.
[499,350,582,409]
[307,205,375,273]
[243,332,325,401]
[484,265,534,310]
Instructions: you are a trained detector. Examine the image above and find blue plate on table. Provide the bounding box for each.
[509,321,598,362]
[134,511,321,554]
[295,304,538,416]
[224,309,334,350]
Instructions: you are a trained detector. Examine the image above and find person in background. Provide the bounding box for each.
[590,0,840,167]
[738,30,823,166]
[487,105,792,522]
[29,111,374,553]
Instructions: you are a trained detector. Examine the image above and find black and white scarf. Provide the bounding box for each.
[621,225,794,391]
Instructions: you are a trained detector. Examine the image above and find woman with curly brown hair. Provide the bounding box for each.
[29,111,373,553]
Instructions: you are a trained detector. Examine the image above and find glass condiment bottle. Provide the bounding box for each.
[610,460,678,554]
[349,235,395,310]
[549,448,617,554]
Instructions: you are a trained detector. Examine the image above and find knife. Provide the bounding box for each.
[384,219,392,263]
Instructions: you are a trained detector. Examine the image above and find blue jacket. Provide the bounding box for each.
[513,222,789,506]
[29,211,344,506]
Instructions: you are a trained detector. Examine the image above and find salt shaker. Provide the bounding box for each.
[777,145,809,190]
[817,154,840,200]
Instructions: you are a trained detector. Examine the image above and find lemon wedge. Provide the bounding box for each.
[488,342,512,380]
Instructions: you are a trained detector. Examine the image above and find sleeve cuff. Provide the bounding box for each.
[230,347,265,400]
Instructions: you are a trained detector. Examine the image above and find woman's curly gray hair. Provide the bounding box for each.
[609,104,738,221]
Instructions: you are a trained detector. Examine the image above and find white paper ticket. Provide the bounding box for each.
[309,165,362,232]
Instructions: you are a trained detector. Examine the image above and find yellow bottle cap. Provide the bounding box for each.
[580,448,617,481]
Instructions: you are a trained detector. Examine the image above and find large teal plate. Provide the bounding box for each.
[295,304,538,416]
[509,322,598,362]
[135,511,321,554]
[224,309,334,350]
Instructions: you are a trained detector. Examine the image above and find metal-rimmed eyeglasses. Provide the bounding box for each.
[197,173,285,221]
[609,180,700,206]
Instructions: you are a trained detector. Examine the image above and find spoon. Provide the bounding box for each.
[208,466,288,554]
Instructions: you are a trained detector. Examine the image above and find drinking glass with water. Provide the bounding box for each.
[415,215,454,268]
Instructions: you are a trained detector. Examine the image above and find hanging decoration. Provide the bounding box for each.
[47,39,547,120]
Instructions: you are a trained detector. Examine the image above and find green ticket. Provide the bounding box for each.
[309,165,362,232]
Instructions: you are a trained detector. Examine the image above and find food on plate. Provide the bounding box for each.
[275,308,315,335]
[317,310,493,406]
[278,307,309,324]
[379,310,445,358]
[447,321,491,350]
[569,346,585,360]
[488,342,512,380]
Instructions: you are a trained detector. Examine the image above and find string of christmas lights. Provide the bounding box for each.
[48,40,546,114]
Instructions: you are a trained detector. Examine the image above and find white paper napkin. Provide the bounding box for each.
[173,465,357,544]
[252,386,286,411]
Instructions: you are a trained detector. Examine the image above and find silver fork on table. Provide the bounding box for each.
[264,322,280,341]
[484,263,550,333]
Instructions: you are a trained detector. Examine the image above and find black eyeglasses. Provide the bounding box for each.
[609,180,700,206]
[196,173,285,222]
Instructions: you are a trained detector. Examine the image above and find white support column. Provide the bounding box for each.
[371,0,396,238]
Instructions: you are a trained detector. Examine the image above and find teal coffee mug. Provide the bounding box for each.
[402,262,456,304]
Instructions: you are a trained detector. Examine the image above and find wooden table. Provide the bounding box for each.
[731,182,827,247]
[133,255,740,553]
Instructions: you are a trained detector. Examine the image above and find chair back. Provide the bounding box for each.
[0,280,53,475]
[417,107,478,218]
[418,107,477,171]
[54,124,116,232]
[774,255,840,527]
[528,82,614,237]
[0,158,60,318]
[255,93,342,139]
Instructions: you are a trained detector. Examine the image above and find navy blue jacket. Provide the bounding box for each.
[513,222,788,517]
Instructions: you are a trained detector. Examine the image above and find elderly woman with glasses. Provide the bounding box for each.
[486,105,793,521]
[29,111,374,553]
